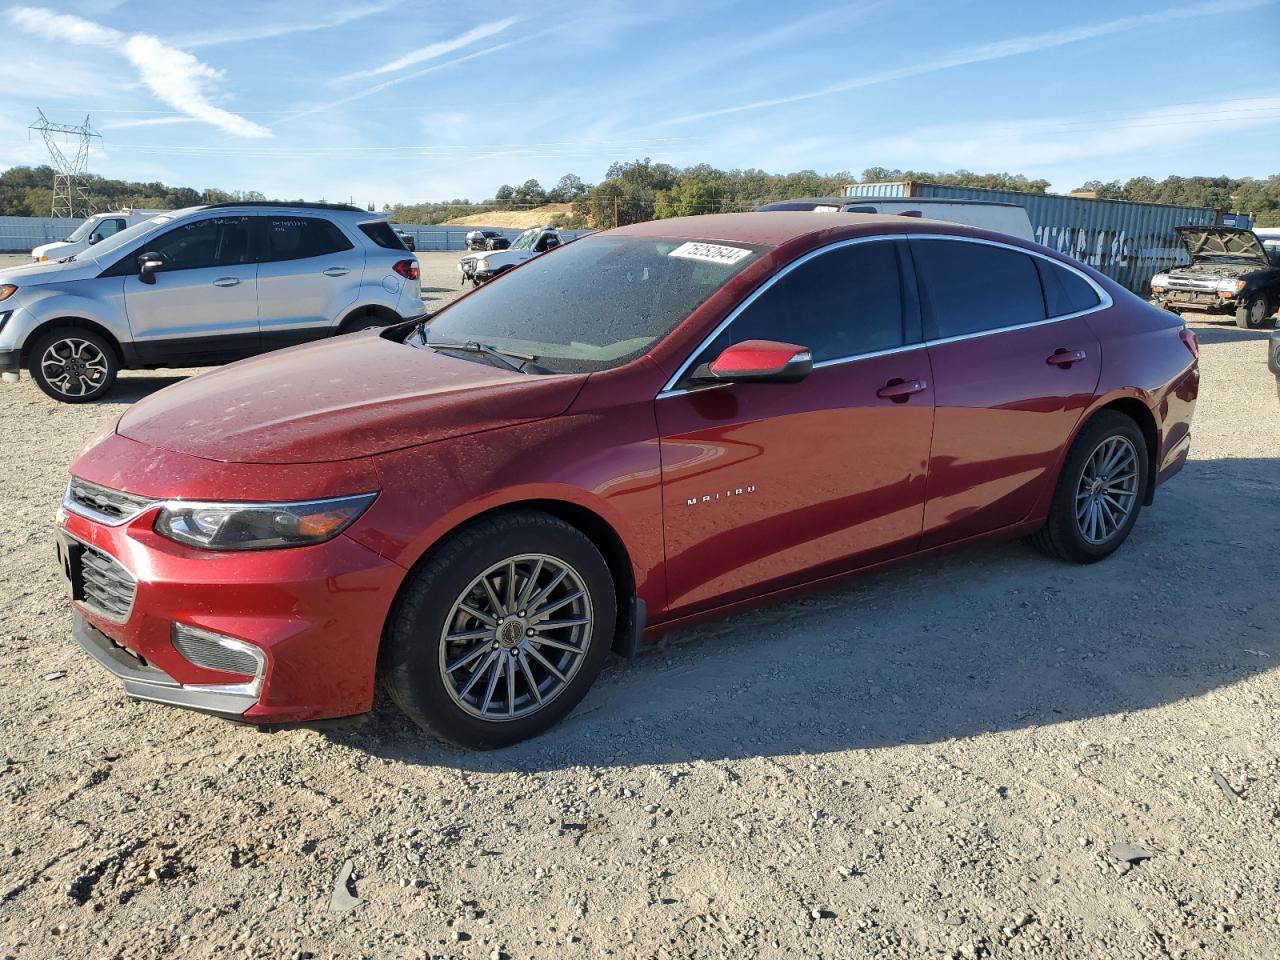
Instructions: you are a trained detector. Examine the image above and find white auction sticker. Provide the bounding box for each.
[667,241,752,265]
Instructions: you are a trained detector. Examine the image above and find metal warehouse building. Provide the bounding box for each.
[842,181,1252,295]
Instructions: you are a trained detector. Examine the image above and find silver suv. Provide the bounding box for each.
[0,202,423,402]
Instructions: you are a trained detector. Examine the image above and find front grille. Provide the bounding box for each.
[78,544,137,623]
[66,478,154,525]
[1166,274,1218,291]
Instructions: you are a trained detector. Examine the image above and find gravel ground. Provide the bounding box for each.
[1,251,1278,960]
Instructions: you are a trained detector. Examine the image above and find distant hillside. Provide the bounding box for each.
[441,203,573,228]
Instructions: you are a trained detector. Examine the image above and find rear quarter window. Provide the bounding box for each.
[1036,258,1100,317]
[358,221,408,250]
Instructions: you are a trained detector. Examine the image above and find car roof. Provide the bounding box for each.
[758,196,1023,211]
[609,211,950,246]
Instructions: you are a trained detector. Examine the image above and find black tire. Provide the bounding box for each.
[27,327,118,403]
[339,310,394,334]
[382,510,616,748]
[1028,411,1149,564]
[1235,295,1272,330]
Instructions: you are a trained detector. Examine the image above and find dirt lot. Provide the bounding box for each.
[1,251,1278,960]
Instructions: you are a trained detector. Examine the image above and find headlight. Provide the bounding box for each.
[1150,273,1169,289]
[0,284,16,302]
[1216,278,1246,294]
[154,493,376,551]
[478,258,490,271]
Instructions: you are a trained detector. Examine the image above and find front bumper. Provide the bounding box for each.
[60,498,406,724]
[1153,290,1238,312]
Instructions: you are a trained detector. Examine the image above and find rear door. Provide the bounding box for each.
[121,214,259,363]
[656,238,934,615]
[255,215,361,349]
[911,237,1103,547]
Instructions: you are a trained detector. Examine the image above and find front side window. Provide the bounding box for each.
[418,235,764,373]
[66,218,98,242]
[147,216,253,271]
[264,216,354,261]
[911,238,1045,339]
[91,218,126,241]
[698,240,907,364]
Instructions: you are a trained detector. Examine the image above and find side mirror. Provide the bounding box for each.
[87,234,101,245]
[137,252,165,284]
[688,339,813,386]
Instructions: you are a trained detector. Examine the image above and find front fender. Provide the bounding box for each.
[11,283,130,352]
[351,407,666,615]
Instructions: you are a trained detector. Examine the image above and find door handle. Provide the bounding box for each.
[876,378,928,402]
[1046,348,1087,367]
[322,267,351,277]
[212,277,241,287]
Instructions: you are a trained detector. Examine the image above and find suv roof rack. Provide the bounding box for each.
[200,201,368,213]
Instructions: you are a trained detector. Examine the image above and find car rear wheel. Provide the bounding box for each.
[27,327,118,403]
[382,510,616,748]
[1235,295,1273,330]
[1028,411,1148,564]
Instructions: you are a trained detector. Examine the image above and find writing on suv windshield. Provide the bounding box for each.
[418,235,765,373]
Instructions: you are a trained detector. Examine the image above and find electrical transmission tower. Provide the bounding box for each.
[29,109,101,218]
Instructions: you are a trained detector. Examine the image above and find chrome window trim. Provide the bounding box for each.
[656,232,1112,399]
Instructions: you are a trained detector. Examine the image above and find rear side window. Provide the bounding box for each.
[708,240,906,363]
[1036,258,1100,316]
[358,220,408,250]
[265,217,354,261]
[912,239,1045,339]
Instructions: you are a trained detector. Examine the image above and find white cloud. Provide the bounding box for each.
[665,0,1280,124]
[6,5,271,139]
[856,97,1280,173]
[122,34,272,138]
[340,17,520,81]
[6,5,121,44]
[174,2,396,48]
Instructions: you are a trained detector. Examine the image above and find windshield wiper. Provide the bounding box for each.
[426,339,548,374]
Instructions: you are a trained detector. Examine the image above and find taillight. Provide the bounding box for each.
[393,259,419,281]
[1179,327,1199,360]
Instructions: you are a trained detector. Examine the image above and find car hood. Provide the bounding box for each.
[0,256,103,285]
[116,332,588,464]
[1176,227,1270,266]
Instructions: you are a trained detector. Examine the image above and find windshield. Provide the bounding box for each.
[72,214,174,261]
[417,235,765,373]
[510,228,540,251]
[64,217,100,243]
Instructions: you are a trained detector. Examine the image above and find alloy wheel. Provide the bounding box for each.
[438,553,593,722]
[39,337,110,398]
[1075,436,1139,545]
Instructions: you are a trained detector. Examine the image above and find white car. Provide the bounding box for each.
[458,226,561,285]
[32,209,167,262]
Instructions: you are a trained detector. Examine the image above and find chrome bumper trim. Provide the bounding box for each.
[74,613,259,717]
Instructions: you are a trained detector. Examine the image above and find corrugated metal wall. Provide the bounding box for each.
[0,217,589,254]
[841,181,1252,293]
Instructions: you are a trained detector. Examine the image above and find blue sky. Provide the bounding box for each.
[2,0,1278,205]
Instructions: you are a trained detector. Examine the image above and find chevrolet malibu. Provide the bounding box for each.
[57,213,1200,747]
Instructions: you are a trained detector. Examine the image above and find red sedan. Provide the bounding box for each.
[57,213,1199,747]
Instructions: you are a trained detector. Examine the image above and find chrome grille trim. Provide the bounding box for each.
[64,478,155,527]
[78,543,138,623]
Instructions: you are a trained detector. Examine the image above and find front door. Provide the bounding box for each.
[656,238,934,616]
[909,237,1103,547]
[122,214,259,364]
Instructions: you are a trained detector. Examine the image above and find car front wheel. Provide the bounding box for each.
[1029,411,1148,564]
[382,510,616,748]
[1235,295,1274,330]
[27,327,118,403]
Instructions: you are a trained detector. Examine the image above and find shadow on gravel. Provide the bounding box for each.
[1188,324,1275,346]
[107,375,188,403]
[321,455,1280,773]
